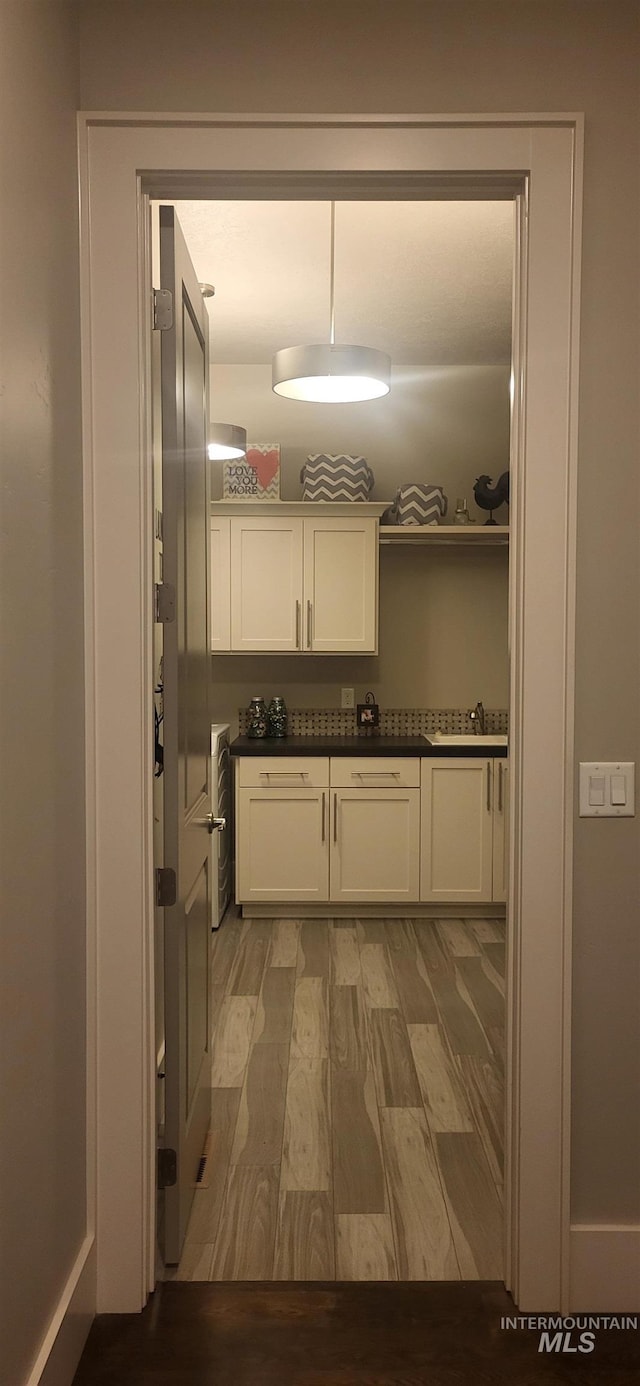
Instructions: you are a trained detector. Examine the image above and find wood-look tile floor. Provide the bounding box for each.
[171,914,505,1282]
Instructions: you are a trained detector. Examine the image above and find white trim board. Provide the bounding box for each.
[569,1227,640,1312]
[25,1236,95,1386]
[78,112,583,1314]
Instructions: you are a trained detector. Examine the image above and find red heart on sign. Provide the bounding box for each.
[247,446,279,491]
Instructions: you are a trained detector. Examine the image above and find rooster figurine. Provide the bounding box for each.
[473,471,510,525]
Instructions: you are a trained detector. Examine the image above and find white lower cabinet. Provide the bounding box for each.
[235,753,507,907]
[420,758,494,903]
[236,787,329,902]
[330,787,421,903]
[491,759,509,903]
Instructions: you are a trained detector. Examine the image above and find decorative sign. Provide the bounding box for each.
[223,443,281,500]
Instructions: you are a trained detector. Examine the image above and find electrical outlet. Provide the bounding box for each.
[341,687,355,709]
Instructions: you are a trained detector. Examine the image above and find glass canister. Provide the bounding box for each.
[268,696,288,738]
[247,695,268,738]
[453,497,471,525]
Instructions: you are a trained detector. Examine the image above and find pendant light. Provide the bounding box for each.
[272,203,391,403]
[208,423,247,461]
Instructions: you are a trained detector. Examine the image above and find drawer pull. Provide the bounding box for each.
[498,762,503,812]
[487,761,492,812]
[321,791,326,842]
[353,770,400,778]
[260,770,309,778]
[333,792,338,842]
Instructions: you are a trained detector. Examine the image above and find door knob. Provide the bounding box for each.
[194,813,226,833]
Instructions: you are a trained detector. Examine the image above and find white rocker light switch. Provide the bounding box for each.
[610,774,627,806]
[579,762,635,817]
[588,775,605,807]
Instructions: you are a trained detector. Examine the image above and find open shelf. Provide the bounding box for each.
[379,524,509,547]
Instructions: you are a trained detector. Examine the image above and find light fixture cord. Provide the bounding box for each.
[329,201,336,345]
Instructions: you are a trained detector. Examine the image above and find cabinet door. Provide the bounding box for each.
[303,516,378,653]
[230,517,303,651]
[420,759,493,902]
[236,788,329,902]
[330,788,420,902]
[492,759,509,902]
[210,516,231,650]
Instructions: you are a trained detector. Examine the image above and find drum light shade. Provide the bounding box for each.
[208,423,247,460]
[272,203,391,404]
[272,343,390,403]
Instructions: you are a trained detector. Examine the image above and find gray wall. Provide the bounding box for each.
[209,360,510,733]
[210,362,511,513]
[0,1,87,1382]
[79,0,640,1224]
[212,547,510,736]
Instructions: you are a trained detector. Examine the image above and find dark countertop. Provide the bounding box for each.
[230,734,507,758]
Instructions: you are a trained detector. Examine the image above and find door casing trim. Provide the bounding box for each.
[77,112,583,1312]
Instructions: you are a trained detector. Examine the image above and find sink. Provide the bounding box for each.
[423,733,508,747]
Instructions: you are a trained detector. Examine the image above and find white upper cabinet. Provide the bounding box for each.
[229,515,303,652]
[303,516,378,653]
[210,515,231,651]
[211,507,379,654]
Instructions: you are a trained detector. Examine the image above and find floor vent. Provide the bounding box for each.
[195,1133,213,1188]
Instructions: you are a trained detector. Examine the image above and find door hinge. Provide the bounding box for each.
[155,866,176,907]
[153,287,173,331]
[154,582,175,624]
[157,1147,177,1189]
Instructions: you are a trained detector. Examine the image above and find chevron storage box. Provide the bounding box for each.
[385,483,448,526]
[300,454,374,502]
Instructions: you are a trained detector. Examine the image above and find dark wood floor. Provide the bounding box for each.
[73,1282,640,1385]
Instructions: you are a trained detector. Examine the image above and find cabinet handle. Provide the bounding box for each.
[261,770,308,779]
[295,599,301,649]
[321,791,326,842]
[487,761,492,812]
[354,770,400,779]
[333,791,338,842]
[498,762,503,813]
[307,599,313,649]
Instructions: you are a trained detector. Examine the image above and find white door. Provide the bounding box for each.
[303,516,378,652]
[159,206,213,1263]
[420,758,493,902]
[230,516,303,650]
[210,516,231,650]
[236,788,329,901]
[330,788,421,901]
[492,759,509,902]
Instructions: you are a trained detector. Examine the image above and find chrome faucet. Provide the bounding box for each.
[469,701,486,735]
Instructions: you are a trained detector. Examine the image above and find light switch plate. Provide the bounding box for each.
[579,762,635,817]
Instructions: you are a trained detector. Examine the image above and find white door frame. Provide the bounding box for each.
[78,113,582,1313]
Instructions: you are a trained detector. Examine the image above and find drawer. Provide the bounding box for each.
[237,756,329,789]
[330,757,420,788]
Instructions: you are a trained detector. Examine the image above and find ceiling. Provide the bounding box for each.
[173,200,514,368]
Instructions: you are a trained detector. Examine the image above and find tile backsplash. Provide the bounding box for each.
[238,706,508,736]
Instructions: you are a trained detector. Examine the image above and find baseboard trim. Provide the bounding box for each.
[26,1233,96,1386]
[241,902,507,919]
[569,1225,640,1312]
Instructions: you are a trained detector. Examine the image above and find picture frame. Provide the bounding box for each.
[222,442,281,500]
[356,696,380,735]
